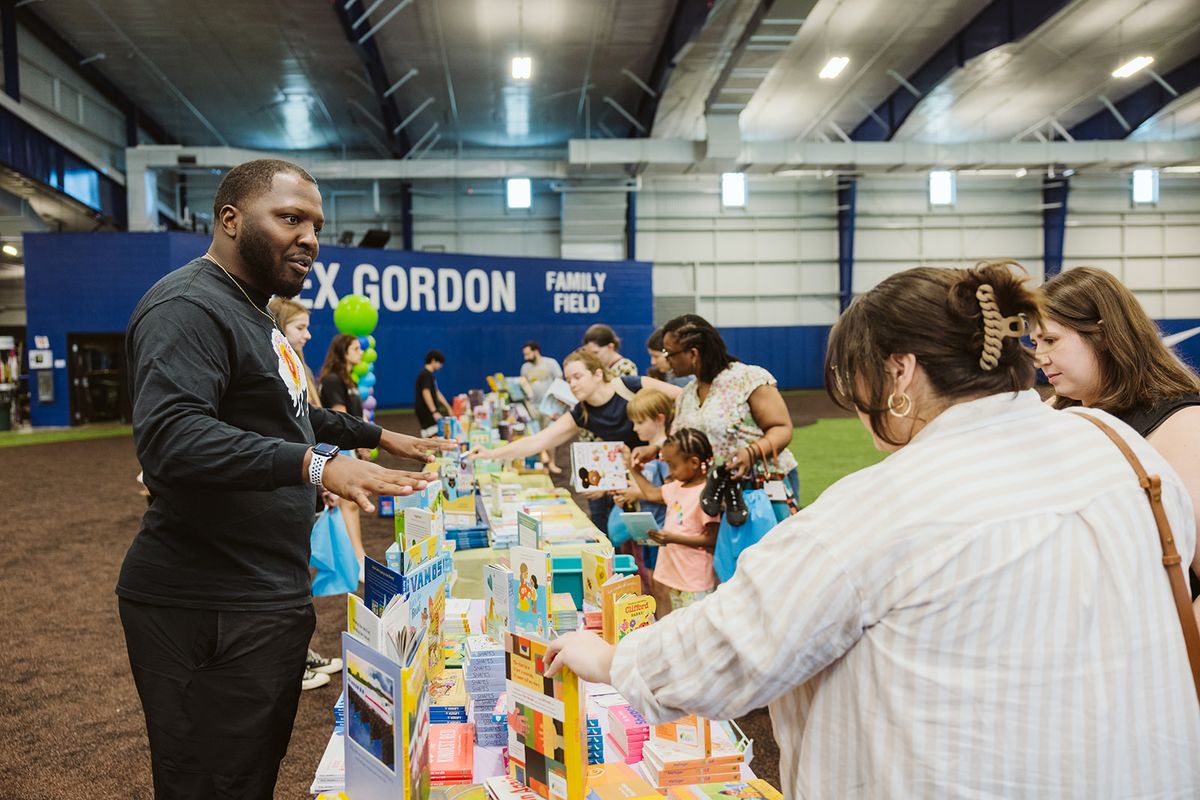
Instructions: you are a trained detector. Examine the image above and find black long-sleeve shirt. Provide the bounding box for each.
[117,257,382,610]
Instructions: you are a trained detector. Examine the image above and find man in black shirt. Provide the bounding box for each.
[414,348,449,436]
[119,159,452,799]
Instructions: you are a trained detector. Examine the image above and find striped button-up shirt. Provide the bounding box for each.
[611,390,1200,798]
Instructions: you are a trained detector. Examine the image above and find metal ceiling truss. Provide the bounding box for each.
[1067,54,1200,141]
[629,0,712,136]
[850,0,1074,141]
[333,0,416,158]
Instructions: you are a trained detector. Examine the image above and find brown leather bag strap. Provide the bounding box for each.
[1072,411,1200,706]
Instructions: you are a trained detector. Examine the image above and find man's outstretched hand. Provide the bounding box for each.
[321,456,436,513]
[378,429,460,463]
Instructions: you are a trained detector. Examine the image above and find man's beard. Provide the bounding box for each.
[524,356,536,363]
[238,218,306,298]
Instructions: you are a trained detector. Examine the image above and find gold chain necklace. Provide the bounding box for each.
[203,252,279,330]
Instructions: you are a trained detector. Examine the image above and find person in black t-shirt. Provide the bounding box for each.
[319,333,370,576]
[468,349,683,533]
[118,159,455,799]
[414,349,450,436]
[1035,266,1200,597]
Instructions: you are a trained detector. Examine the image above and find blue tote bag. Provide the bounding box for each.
[714,488,777,583]
[309,507,360,597]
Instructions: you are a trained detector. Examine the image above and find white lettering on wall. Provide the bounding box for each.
[546,269,606,314]
[353,263,380,307]
[304,262,521,313]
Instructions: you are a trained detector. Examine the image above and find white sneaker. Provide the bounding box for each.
[302,669,331,691]
[307,648,343,675]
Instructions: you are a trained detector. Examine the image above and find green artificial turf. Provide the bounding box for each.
[787,418,887,506]
[0,423,133,448]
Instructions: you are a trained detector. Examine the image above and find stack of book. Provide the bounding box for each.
[464,635,507,747]
[639,723,747,791]
[581,602,602,631]
[428,722,475,786]
[551,593,579,633]
[444,598,474,636]
[607,704,650,764]
[587,716,604,765]
[484,774,540,799]
[446,524,490,550]
[430,670,469,724]
[490,522,518,549]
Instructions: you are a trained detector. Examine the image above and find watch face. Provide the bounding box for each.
[313,443,340,458]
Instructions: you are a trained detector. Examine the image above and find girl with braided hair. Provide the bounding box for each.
[545,261,1200,798]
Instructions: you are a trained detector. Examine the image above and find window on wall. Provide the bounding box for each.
[929,171,956,206]
[506,178,532,210]
[721,172,747,208]
[1131,169,1159,205]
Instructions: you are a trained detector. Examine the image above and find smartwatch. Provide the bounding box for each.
[309,443,340,488]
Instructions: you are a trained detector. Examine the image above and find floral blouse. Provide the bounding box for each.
[671,361,798,475]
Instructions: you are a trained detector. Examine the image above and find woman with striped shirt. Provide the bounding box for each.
[547,261,1200,798]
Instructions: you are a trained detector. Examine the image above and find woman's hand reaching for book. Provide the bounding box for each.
[544,630,615,684]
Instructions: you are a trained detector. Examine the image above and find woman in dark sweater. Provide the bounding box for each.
[318,334,369,577]
[1035,266,1200,596]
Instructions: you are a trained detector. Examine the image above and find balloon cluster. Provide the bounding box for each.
[333,294,381,460]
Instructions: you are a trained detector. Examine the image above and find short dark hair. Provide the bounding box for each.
[425,349,445,365]
[523,340,540,352]
[664,427,713,465]
[661,315,735,383]
[582,323,621,350]
[213,159,317,219]
[825,261,1041,447]
[646,328,664,351]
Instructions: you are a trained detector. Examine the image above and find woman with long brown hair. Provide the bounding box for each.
[1035,266,1200,595]
[318,333,369,576]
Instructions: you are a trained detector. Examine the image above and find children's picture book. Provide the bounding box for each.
[598,574,641,645]
[665,781,783,800]
[617,511,660,545]
[517,510,543,550]
[404,556,449,681]
[612,594,656,641]
[583,762,661,799]
[655,715,710,753]
[537,378,578,417]
[570,442,629,492]
[427,722,475,784]
[510,546,552,638]
[579,545,613,608]
[504,632,586,800]
[347,592,413,665]
[485,563,513,641]
[428,785,487,800]
[485,774,543,800]
[363,556,405,617]
[342,630,430,800]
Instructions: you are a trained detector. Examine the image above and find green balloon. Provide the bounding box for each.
[352,362,369,378]
[333,294,378,336]
[363,347,378,364]
[368,335,376,348]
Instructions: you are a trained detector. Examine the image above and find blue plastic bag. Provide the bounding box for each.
[310,507,360,597]
[714,488,778,583]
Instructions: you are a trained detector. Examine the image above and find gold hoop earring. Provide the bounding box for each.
[887,391,913,418]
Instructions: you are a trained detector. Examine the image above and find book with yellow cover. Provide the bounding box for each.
[612,594,655,642]
[665,780,783,799]
[504,632,586,800]
[579,545,613,608]
[598,574,642,644]
[583,762,660,799]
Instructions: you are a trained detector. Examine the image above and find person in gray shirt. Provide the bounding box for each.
[520,340,563,473]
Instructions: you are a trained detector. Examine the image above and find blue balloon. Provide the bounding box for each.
[359,372,376,388]
[367,362,375,373]
[358,336,370,349]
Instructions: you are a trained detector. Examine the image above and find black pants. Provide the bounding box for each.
[119,598,316,800]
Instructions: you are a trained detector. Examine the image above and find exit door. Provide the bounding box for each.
[67,334,130,425]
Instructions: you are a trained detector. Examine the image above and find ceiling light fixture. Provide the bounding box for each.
[819,56,850,80]
[1,244,17,257]
[512,56,532,80]
[1112,55,1153,78]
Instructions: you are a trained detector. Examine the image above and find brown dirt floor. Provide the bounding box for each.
[1,394,834,798]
